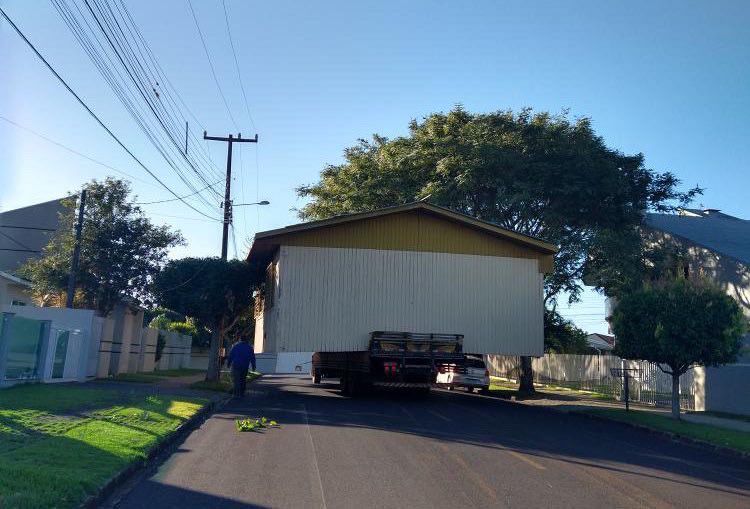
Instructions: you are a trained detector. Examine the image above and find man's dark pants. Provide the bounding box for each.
[232,366,249,398]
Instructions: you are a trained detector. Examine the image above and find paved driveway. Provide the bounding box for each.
[113,375,750,509]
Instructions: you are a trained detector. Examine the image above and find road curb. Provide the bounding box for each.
[546,404,750,461]
[81,395,231,509]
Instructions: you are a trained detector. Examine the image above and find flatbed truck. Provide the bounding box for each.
[311,331,465,395]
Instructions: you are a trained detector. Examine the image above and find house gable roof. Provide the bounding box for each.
[644,210,750,265]
[247,202,557,273]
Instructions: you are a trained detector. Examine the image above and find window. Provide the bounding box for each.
[10,300,26,306]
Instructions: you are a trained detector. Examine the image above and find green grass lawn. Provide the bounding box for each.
[580,408,750,454]
[109,368,205,384]
[0,383,207,509]
[190,371,261,393]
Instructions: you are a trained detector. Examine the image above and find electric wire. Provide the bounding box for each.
[186,0,239,130]
[0,5,221,222]
[51,0,215,209]
[221,0,255,131]
[134,181,221,205]
[0,114,157,188]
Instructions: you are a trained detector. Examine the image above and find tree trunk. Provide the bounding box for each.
[206,326,222,382]
[518,356,536,395]
[671,373,681,420]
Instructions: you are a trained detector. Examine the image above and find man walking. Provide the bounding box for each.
[227,337,256,398]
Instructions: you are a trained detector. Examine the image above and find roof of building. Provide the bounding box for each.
[0,270,32,287]
[0,198,66,273]
[644,209,750,265]
[586,333,615,348]
[247,202,558,272]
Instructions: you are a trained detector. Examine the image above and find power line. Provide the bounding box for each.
[221,0,255,130]
[51,0,222,211]
[50,0,215,208]
[134,181,220,205]
[81,0,221,200]
[0,114,158,188]
[186,0,239,130]
[0,5,221,221]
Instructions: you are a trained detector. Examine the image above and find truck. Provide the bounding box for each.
[311,331,465,395]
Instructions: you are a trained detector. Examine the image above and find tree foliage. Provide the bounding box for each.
[298,107,700,302]
[148,313,211,348]
[20,178,183,315]
[152,257,258,380]
[544,309,589,354]
[612,279,745,417]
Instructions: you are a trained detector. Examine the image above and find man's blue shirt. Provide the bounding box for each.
[228,341,256,371]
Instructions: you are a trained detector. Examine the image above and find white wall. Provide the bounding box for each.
[1,306,97,383]
[265,245,544,355]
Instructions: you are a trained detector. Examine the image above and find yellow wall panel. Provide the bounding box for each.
[279,210,553,273]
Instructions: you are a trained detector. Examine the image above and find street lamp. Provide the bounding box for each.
[233,200,270,206]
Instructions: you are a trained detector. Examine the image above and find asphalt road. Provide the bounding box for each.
[113,375,750,509]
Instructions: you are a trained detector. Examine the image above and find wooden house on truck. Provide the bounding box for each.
[247,202,556,384]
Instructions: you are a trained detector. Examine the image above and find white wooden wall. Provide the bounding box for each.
[266,245,544,355]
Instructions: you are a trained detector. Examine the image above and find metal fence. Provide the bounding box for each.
[486,353,696,410]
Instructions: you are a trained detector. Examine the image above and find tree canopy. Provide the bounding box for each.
[297,107,700,303]
[544,309,589,354]
[612,279,745,417]
[152,257,257,380]
[21,178,183,315]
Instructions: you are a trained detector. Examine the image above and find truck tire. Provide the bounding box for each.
[340,375,349,395]
[312,369,322,384]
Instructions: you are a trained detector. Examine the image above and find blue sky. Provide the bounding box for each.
[2,0,749,334]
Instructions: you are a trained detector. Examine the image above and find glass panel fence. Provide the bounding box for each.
[5,316,45,380]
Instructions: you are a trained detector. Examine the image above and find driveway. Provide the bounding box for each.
[112,375,750,509]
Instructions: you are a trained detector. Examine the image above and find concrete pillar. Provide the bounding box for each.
[693,365,706,412]
[97,318,115,378]
[141,328,157,372]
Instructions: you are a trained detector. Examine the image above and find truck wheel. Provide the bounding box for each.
[312,370,321,384]
[448,385,454,391]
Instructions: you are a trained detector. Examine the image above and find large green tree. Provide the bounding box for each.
[297,107,699,392]
[612,280,745,419]
[152,258,257,381]
[21,178,183,315]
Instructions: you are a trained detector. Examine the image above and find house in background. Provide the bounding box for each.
[0,197,65,275]
[586,333,615,354]
[1,198,150,380]
[605,208,750,415]
[0,271,34,307]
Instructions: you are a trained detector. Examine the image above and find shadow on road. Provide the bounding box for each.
[225,375,750,499]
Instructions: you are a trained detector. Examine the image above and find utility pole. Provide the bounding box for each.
[203,131,258,260]
[66,189,86,308]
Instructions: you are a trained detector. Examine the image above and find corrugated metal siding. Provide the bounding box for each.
[271,245,544,355]
[281,211,553,273]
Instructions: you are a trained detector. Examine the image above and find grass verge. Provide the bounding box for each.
[109,368,206,384]
[190,371,261,393]
[578,408,750,454]
[0,383,207,509]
